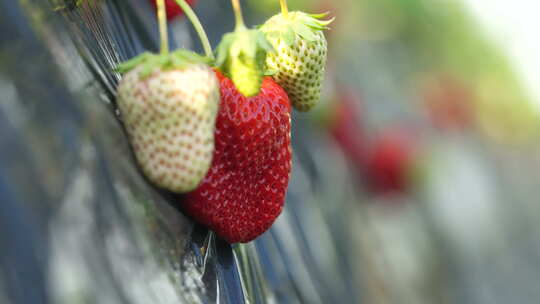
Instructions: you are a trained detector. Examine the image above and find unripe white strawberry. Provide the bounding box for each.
[116,51,219,192]
[261,12,333,112]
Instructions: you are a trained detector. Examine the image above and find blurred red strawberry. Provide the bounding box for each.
[328,88,366,171]
[364,130,414,196]
[148,0,197,21]
[324,86,417,197]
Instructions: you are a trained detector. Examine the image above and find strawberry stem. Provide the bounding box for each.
[173,0,214,60]
[156,0,169,55]
[279,0,289,18]
[231,0,247,31]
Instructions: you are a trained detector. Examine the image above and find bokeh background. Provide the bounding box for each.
[2,0,540,303]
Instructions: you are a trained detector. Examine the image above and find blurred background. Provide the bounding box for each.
[2,0,540,303]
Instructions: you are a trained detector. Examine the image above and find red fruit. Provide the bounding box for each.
[329,90,366,171]
[182,70,292,243]
[149,0,197,21]
[364,131,413,195]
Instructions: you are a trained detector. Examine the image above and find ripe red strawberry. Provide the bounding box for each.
[148,0,197,21]
[328,89,366,171]
[182,70,292,243]
[364,131,414,195]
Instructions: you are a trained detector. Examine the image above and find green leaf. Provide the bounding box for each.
[283,26,296,45]
[140,61,156,78]
[316,17,335,28]
[115,49,210,79]
[115,52,151,74]
[309,12,330,19]
[215,33,234,67]
[256,31,274,52]
[173,49,211,64]
[170,54,184,68]
[259,11,334,48]
[243,30,258,58]
[266,31,281,41]
[293,22,316,41]
[298,13,334,31]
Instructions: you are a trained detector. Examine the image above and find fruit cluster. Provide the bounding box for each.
[116,0,332,243]
[327,90,417,197]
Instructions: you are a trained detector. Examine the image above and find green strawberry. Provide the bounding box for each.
[116,50,220,192]
[261,11,333,112]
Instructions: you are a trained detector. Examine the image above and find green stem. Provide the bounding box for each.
[231,0,246,31]
[173,0,214,59]
[279,0,289,18]
[156,0,169,55]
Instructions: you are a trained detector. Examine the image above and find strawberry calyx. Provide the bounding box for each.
[116,50,212,78]
[215,28,273,97]
[260,11,334,45]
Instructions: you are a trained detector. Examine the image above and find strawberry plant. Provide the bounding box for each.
[118,0,300,243]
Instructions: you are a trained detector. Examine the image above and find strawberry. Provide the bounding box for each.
[329,89,366,172]
[148,0,197,21]
[261,10,333,112]
[181,70,292,243]
[116,50,220,193]
[364,131,414,196]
